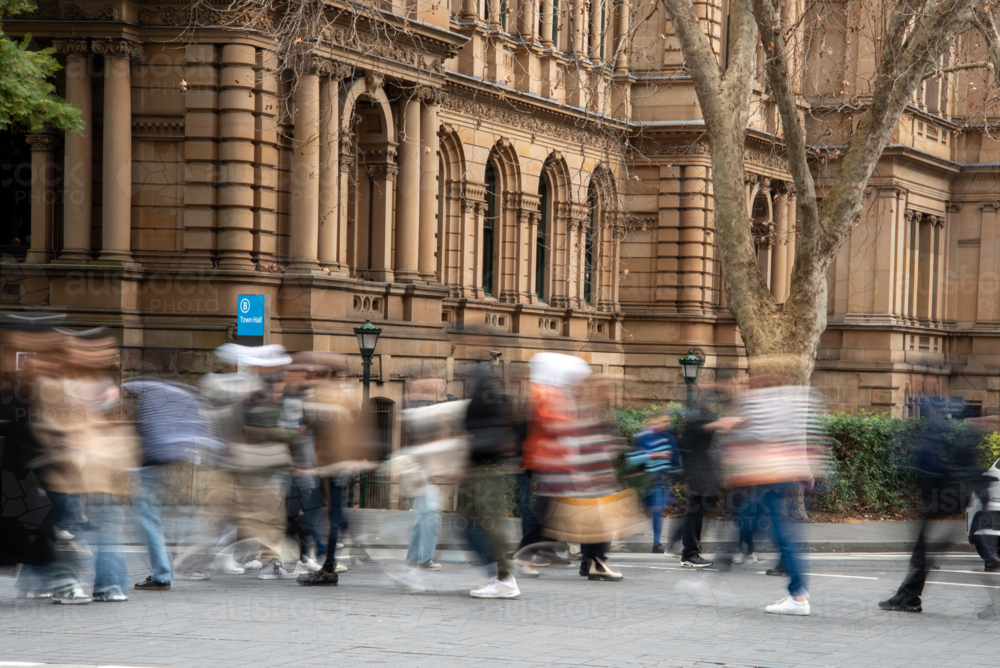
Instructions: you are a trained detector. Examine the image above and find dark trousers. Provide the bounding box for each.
[581,542,609,561]
[518,494,552,550]
[321,479,347,572]
[681,494,707,559]
[459,468,511,578]
[287,477,322,561]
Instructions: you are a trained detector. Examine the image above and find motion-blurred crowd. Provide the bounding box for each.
[2,316,998,617]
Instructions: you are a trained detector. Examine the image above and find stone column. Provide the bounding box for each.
[289,65,321,271]
[540,0,554,46]
[253,55,279,264]
[917,214,932,321]
[785,189,796,300]
[519,0,537,41]
[489,0,502,28]
[367,152,397,282]
[614,0,630,73]
[572,0,585,54]
[902,209,916,321]
[891,190,908,317]
[181,44,218,268]
[418,89,440,281]
[463,0,478,20]
[337,130,355,270]
[319,64,349,270]
[770,188,788,302]
[56,40,92,262]
[976,202,1000,325]
[94,40,140,264]
[25,134,59,263]
[680,165,711,313]
[217,45,257,269]
[394,95,421,283]
[589,0,603,61]
[932,216,945,323]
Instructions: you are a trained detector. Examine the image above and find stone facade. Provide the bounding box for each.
[1,0,998,416]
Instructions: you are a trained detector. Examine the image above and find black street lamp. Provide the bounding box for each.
[678,350,703,409]
[354,318,382,404]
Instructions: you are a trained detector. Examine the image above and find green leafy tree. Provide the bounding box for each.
[0,0,82,132]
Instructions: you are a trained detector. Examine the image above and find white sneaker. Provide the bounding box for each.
[52,585,92,605]
[733,551,758,565]
[765,595,810,615]
[242,559,263,570]
[214,556,245,575]
[470,574,520,599]
[176,571,211,580]
[54,529,76,541]
[259,560,297,580]
[335,562,348,573]
[514,559,540,578]
[296,557,322,574]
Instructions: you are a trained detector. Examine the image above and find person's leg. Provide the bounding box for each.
[417,485,442,566]
[321,480,345,572]
[898,521,930,599]
[517,479,547,549]
[762,486,806,597]
[681,495,705,560]
[651,506,664,546]
[405,489,427,567]
[136,467,172,583]
[463,468,511,578]
[90,494,129,594]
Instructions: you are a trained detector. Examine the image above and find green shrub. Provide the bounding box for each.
[811,412,921,513]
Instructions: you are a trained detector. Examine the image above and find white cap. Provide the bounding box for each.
[529,352,592,389]
[215,343,292,367]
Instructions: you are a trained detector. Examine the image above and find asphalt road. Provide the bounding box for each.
[2,550,998,668]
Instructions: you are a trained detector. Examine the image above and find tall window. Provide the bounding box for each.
[484,161,498,296]
[552,0,559,45]
[536,175,549,301]
[585,182,597,304]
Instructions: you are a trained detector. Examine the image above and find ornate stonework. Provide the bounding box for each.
[91,39,143,59]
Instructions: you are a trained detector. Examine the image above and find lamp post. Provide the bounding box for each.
[678,350,703,409]
[354,318,382,404]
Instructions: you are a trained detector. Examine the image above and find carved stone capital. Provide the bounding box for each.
[415,86,444,105]
[91,38,142,59]
[53,39,91,56]
[26,134,60,152]
[364,72,384,95]
[304,55,332,76]
[932,215,944,228]
[905,209,920,223]
[946,202,962,213]
[979,201,1000,211]
[330,61,353,80]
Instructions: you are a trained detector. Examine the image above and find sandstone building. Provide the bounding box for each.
[2,0,999,417]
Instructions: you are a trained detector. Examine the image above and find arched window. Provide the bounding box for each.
[585,181,597,305]
[536,174,549,301]
[484,161,498,296]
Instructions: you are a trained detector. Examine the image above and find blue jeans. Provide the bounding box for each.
[760,485,807,596]
[406,486,442,567]
[85,494,129,594]
[136,467,172,583]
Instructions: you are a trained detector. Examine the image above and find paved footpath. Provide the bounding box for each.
[2,550,998,668]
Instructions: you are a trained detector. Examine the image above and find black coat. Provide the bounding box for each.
[678,408,718,496]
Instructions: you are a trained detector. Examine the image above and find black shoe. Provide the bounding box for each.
[652,544,665,554]
[985,558,1000,573]
[579,558,592,577]
[879,591,922,612]
[297,570,339,586]
[766,564,788,576]
[134,576,170,591]
[680,555,713,568]
[538,550,572,566]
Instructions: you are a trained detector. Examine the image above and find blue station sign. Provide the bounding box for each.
[237,294,265,337]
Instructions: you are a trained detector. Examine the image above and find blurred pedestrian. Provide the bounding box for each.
[879,399,990,612]
[629,414,679,554]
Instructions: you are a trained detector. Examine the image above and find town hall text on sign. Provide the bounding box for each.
[237,294,265,336]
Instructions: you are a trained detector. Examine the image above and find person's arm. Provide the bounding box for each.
[705,416,741,432]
